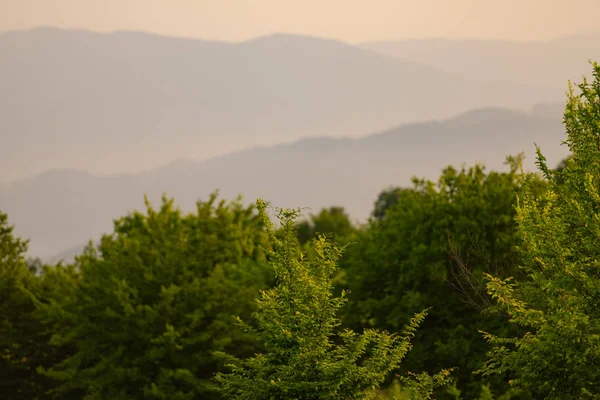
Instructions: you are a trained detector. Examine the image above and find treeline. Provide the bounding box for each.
[2,63,600,400]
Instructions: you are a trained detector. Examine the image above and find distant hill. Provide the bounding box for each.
[0,106,570,261]
[0,27,561,183]
[361,34,600,89]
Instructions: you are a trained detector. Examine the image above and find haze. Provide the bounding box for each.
[2,0,600,42]
[1,0,598,259]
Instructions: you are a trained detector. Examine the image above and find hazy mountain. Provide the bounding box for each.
[0,27,562,183]
[0,106,569,261]
[362,34,600,89]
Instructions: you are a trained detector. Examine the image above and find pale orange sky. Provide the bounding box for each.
[1,0,599,43]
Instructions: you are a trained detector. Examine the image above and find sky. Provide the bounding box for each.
[2,0,599,43]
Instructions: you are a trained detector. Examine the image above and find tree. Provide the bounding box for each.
[0,210,40,399]
[0,211,77,399]
[553,155,572,185]
[372,188,402,221]
[480,62,600,398]
[213,200,451,399]
[296,206,358,246]
[39,193,272,399]
[341,159,546,399]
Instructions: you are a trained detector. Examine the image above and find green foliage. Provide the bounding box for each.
[342,158,545,398]
[295,206,359,291]
[296,206,358,246]
[0,210,40,399]
[480,62,600,398]
[372,188,403,221]
[38,193,272,399]
[0,211,78,399]
[553,155,572,185]
[213,200,448,399]
[397,370,454,400]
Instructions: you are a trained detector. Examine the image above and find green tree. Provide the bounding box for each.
[480,62,600,398]
[296,206,358,246]
[213,200,451,400]
[372,188,406,221]
[0,210,40,399]
[553,155,572,185]
[39,193,272,399]
[0,211,77,399]
[342,159,545,399]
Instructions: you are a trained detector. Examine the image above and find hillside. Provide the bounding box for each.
[0,106,569,260]
[362,34,600,89]
[0,27,561,183]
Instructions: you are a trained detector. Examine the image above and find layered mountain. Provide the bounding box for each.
[1,27,561,183]
[0,106,570,260]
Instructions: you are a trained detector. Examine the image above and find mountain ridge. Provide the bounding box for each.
[3,106,553,186]
[1,27,561,183]
[361,35,600,89]
[6,26,599,45]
